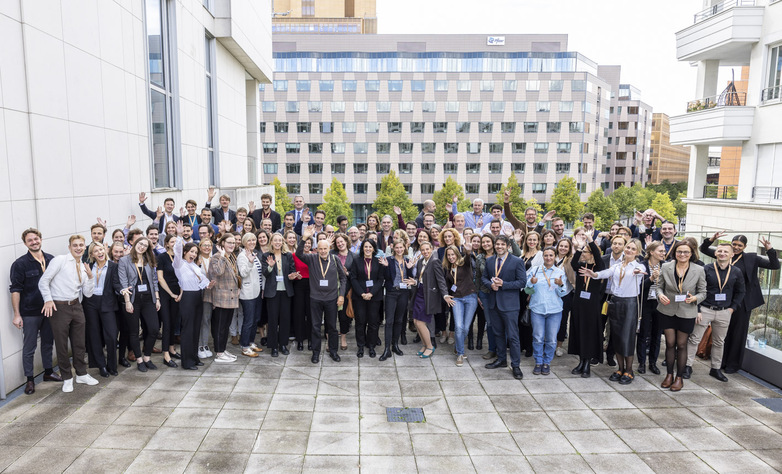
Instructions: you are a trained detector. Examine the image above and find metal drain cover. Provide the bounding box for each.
[386,407,425,423]
[753,398,782,413]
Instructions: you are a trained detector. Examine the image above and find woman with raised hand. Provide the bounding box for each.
[636,241,666,376]
[568,234,605,377]
[380,239,416,361]
[442,245,478,367]
[526,247,569,375]
[412,241,454,358]
[554,238,575,358]
[351,239,386,358]
[208,233,241,363]
[238,233,264,358]
[261,233,296,357]
[83,243,121,377]
[331,233,355,351]
[519,231,543,357]
[289,230,313,351]
[197,238,214,360]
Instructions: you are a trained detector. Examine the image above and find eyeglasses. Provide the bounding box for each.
[675,251,691,255]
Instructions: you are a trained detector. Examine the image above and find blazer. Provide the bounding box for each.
[139,203,179,232]
[331,249,357,279]
[237,251,263,300]
[260,251,295,298]
[86,261,121,312]
[656,261,707,319]
[251,209,282,233]
[350,256,386,300]
[416,255,449,315]
[384,256,414,290]
[208,254,240,309]
[700,238,780,311]
[117,255,159,304]
[481,253,527,313]
[209,205,237,225]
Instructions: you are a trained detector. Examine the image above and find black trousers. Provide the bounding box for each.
[311,298,339,354]
[211,307,234,353]
[557,292,574,342]
[354,297,382,348]
[467,303,486,343]
[722,304,751,372]
[266,292,292,349]
[602,295,616,360]
[159,290,180,351]
[21,315,54,377]
[179,291,203,368]
[83,296,118,371]
[291,279,311,342]
[126,293,157,358]
[384,288,408,347]
[637,300,662,366]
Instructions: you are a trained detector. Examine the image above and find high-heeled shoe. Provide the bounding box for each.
[421,347,436,359]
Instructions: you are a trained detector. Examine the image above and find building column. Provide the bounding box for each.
[688,145,710,199]
[246,79,260,186]
[695,60,719,100]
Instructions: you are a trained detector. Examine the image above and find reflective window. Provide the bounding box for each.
[444,143,459,153]
[331,143,345,153]
[309,184,322,194]
[342,80,357,91]
[433,122,447,133]
[388,80,403,91]
[491,102,505,112]
[388,122,402,133]
[524,122,538,133]
[296,80,310,91]
[421,163,436,174]
[399,143,413,154]
[572,80,587,91]
[501,122,515,133]
[444,163,458,174]
[377,101,391,112]
[309,143,322,153]
[526,80,540,91]
[354,163,368,173]
[287,184,300,193]
[455,122,470,133]
[365,80,380,91]
[421,183,435,193]
[422,101,436,112]
[537,101,551,112]
[549,80,563,91]
[262,101,276,112]
[308,101,322,112]
[465,183,480,194]
[331,163,345,174]
[262,143,277,153]
[286,101,299,112]
[309,163,322,173]
[399,163,412,174]
[534,163,548,173]
[457,81,471,91]
[273,80,288,91]
[274,122,288,133]
[434,80,448,91]
[297,122,311,133]
[512,143,526,153]
[547,122,561,133]
[488,163,503,174]
[330,101,345,112]
[557,142,571,153]
[342,122,357,133]
[399,101,414,112]
[365,122,379,133]
[560,101,574,112]
[534,143,549,154]
[514,101,528,112]
[480,80,494,91]
[353,143,368,154]
[354,184,368,194]
[532,183,547,194]
[411,80,426,91]
[377,163,390,174]
[467,143,481,154]
[376,142,391,153]
[468,102,482,112]
[354,101,368,112]
[479,122,493,133]
[489,143,504,153]
[285,143,300,154]
[319,80,334,91]
[569,122,584,133]
[466,163,481,174]
[286,163,300,174]
[503,80,517,91]
[320,122,333,133]
[445,102,459,112]
[556,163,571,173]
[421,143,436,153]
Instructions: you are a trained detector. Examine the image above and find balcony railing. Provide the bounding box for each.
[761,85,781,102]
[703,184,738,199]
[753,186,782,202]
[686,92,746,113]
[693,0,756,23]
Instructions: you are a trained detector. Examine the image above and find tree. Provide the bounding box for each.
[647,180,687,199]
[673,192,687,218]
[374,171,418,224]
[496,172,526,217]
[432,177,471,224]
[584,190,619,231]
[321,177,353,227]
[272,177,293,215]
[632,182,657,214]
[651,192,678,224]
[609,185,636,219]
[548,177,583,224]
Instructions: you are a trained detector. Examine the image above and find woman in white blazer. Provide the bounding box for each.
[238,232,264,357]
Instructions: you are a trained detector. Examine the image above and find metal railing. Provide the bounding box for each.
[693,0,756,23]
[686,92,746,112]
[703,184,738,199]
[753,186,782,202]
[761,85,781,102]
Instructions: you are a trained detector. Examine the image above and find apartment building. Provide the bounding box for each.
[649,113,690,184]
[272,0,377,34]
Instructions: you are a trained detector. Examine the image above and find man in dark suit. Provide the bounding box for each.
[207,191,236,225]
[138,192,179,233]
[251,193,281,232]
[482,235,527,380]
[292,195,314,227]
[582,213,601,241]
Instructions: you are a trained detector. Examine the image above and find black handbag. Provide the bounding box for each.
[520,307,531,327]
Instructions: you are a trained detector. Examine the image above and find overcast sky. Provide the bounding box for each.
[378,0,710,115]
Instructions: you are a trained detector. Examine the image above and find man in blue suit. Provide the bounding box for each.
[481,235,527,380]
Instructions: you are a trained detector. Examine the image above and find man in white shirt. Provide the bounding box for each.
[454,196,493,231]
[481,205,515,236]
[38,235,100,392]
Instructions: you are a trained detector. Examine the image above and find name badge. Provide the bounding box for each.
[648,289,656,299]
[276,275,284,282]
[399,283,408,289]
[580,291,591,299]
[137,284,148,292]
[715,293,727,302]
[675,294,687,303]
[451,284,458,292]
[319,279,329,287]
[366,280,373,287]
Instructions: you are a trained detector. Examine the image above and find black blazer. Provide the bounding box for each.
[700,238,780,311]
[350,256,385,300]
[252,209,281,233]
[417,255,449,315]
[261,252,295,298]
[139,203,179,232]
[209,205,236,225]
[384,256,414,290]
[331,250,357,278]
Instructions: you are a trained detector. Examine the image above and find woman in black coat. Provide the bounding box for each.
[700,233,779,373]
[350,239,386,358]
[83,243,122,377]
[261,233,296,356]
[568,239,605,377]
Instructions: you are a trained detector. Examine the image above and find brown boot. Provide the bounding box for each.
[127,350,136,362]
[231,336,240,345]
[670,376,683,392]
[661,374,674,388]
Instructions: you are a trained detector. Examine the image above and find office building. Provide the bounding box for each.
[0,0,273,395]
[649,113,690,184]
[260,34,651,220]
[272,0,377,34]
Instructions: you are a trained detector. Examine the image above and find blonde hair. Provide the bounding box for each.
[270,233,289,253]
[441,245,465,271]
[438,228,462,248]
[241,232,257,247]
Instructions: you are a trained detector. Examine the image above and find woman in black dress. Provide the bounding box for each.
[568,236,605,377]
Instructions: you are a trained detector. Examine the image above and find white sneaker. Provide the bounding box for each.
[75,374,99,385]
[223,350,238,360]
[198,347,208,359]
[456,355,464,367]
[439,333,448,343]
[204,347,214,358]
[214,353,234,363]
[555,347,564,357]
[62,379,74,393]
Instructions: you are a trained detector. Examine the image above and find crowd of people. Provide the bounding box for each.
[9,188,779,395]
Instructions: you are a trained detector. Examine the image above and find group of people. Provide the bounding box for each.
[9,188,778,394]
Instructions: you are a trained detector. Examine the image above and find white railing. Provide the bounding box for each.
[693,0,756,23]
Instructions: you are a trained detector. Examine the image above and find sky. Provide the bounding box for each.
[377,0,708,116]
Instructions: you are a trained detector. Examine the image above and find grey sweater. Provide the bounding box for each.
[296,241,347,301]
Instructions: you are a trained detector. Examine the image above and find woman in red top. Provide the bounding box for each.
[286,230,311,351]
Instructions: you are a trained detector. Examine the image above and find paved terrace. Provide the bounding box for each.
[1,336,782,473]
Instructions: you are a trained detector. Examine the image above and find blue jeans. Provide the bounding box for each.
[451,293,478,356]
[531,311,562,365]
[478,291,496,352]
[239,295,263,348]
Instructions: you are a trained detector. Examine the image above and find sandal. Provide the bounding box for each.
[609,371,623,382]
[619,372,634,385]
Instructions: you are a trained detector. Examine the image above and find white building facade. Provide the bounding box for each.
[0,0,273,395]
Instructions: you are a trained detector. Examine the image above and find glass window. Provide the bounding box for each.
[422,101,436,112]
[526,80,540,91]
[549,80,563,91]
[616,166,626,175]
[285,143,300,154]
[547,122,561,133]
[569,122,584,133]
[514,101,528,112]
[444,143,459,154]
[572,80,587,91]
[421,143,436,154]
[399,101,414,112]
[618,122,629,130]
[468,102,482,112]
[354,163,368,173]
[354,101,368,112]
[365,122,379,133]
[537,101,551,112]
[403,184,412,193]
[308,143,322,153]
[433,122,447,133]
[308,101,322,112]
[296,80,310,91]
[524,122,538,133]
[501,122,515,133]
[421,163,436,174]
[560,101,574,112]
[445,102,459,112]
[262,101,276,112]
[480,80,494,91]
[457,80,471,91]
[205,35,217,186]
[533,163,548,174]
[330,101,345,112]
[421,183,435,194]
[455,122,470,133]
[331,163,345,174]
[377,101,391,112]
[512,143,526,153]
[388,80,403,92]
[273,80,288,91]
[353,142,368,154]
[467,143,481,154]
[556,163,570,173]
[274,122,288,133]
[465,183,480,194]
[532,183,547,194]
[434,80,448,91]
[286,163,300,174]
[534,143,549,154]
[353,183,368,194]
[627,106,639,114]
[286,101,299,113]
[376,163,390,174]
[388,122,402,133]
[376,142,391,153]
[625,136,637,145]
[259,122,265,133]
[511,162,525,173]
[286,184,300,194]
[488,163,503,174]
[489,143,504,153]
[342,80,357,91]
[503,80,517,91]
[398,163,412,174]
[262,143,277,153]
[491,102,505,112]
[319,80,333,91]
[331,143,345,153]
[309,184,323,194]
[488,183,502,194]
[444,163,458,174]
[479,122,493,133]
[342,122,357,133]
[557,142,571,154]
[297,122,311,133]
[309,163,322,173]
[365,80,380,91]
[320,122,333,133]
[411,80,426,92]
[399,143,413,154]
[466,163,481,174]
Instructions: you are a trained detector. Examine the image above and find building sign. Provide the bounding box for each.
[487,36,505,46]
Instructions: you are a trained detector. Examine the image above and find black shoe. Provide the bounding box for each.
[724,366,738,374]
[571,359,586,375]
[619,372,634,385]
[169,352,182,360]
[271,349,279,357]
[681,366,692,379]
[297,342,304,351]
[369,347,376,358]
[710,368,729,382]
[329,351,341,362]
[119,358,131,368]
[356,347,364,358]
[409,321,417,333]
[392,345,404,356]
[485,359,507,369]
[400,332,407,345]
[609,371,622,382]
[637,364,646,375]
[524,349,533,358]
[311,352,320,364]
[661,359,667,367]
[137,362,148,372]
[145,361,158,370]
[590,358,600,366]
[649,363,661,375]
[183,366,198,370]
[109,369,118,376]
[467,338,474,351]
[606,357,617,367]
[581,363,591,378]
[196,361,204,366]
[163,359,178,368]
[280,346,290,355]
[476,339,483,350]
[379,349,392,361]
[260,337,268,346]
[512,366,523,380]
[413,334,421,344]
[99,367,110,378]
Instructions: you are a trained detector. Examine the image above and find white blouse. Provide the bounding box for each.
[595,259,645,298]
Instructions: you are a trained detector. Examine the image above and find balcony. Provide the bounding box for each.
[703,184,738,199]
[670,93,754,146]
[676,0,764,63]
[753,186,782,203]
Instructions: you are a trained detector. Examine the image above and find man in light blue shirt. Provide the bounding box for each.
[452,196,494,231]
[525,247,568,375]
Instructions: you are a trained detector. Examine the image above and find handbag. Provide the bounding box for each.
[520,307,531,327]
[697,325,713,359]
[345,289,355,318]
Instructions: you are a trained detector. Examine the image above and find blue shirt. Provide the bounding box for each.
[91,262,110,296]
[525,265,568,314]
[452,203,495,231]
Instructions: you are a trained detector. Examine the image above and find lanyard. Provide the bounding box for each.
[664,241,676,260]
[188,215,197,226]
[396,257,405,281]
[714,262,731,293]
[188,262,202,282]
[583,264,592,291]
[676,264,689,294]
[75,259,82,284]
[364,258,372,277]
[731,253,743,265]
[318,255,331,279]
[541,266,553,288]
[135,264,143,283]
[618,262,628,288]
[95,262,106,286]
[495,253,508,276]
[451,266,458,282]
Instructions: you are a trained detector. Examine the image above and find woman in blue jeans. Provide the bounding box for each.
[442,245,478,367]
[526,247,568,375]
